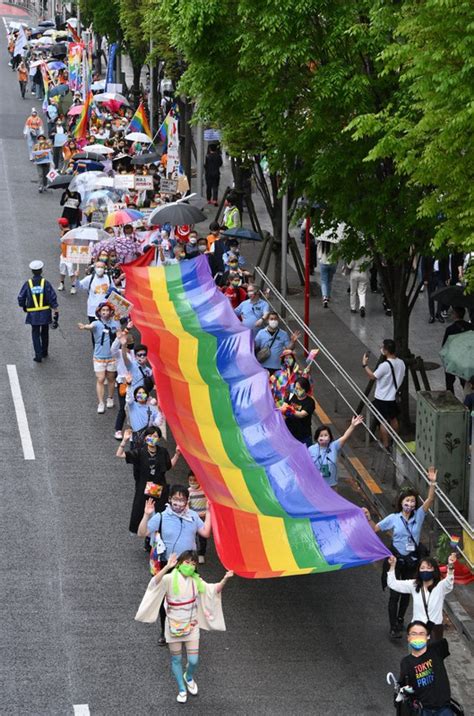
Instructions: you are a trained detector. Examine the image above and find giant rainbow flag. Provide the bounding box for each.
[124,256,390,578]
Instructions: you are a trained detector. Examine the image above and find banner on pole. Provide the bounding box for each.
[106,42,118,89]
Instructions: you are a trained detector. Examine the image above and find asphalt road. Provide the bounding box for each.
[0,10,471,716]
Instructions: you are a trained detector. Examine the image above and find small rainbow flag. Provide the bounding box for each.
[73,91,93,139]
[127,101,152,138]
[450,534,461,549]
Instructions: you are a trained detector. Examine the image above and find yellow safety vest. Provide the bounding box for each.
[26,278,50,312]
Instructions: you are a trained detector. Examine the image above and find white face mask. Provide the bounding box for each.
[189,237,197,245]
[268,319,278,329]
[95,268,105,277]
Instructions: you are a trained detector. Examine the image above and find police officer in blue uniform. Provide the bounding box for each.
[18,260,59,362]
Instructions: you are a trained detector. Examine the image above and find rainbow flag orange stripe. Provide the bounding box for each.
[73,90,92,139]
[123,257,390,578]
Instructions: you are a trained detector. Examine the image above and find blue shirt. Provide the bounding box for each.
[235,298,270,332]
[308,440,341,487]
[254,326,290,369]
[377,505,426,556]
[128,359,153,391]
[91,320,119,359]
[18,277,58,326]
[147,506,205,558]
[127,400,161,432]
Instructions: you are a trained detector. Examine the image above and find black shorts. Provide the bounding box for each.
[372,398,399,421]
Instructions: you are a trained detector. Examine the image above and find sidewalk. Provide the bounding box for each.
[196,154,474,648]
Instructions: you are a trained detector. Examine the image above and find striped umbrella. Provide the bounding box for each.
[104,208,144,228]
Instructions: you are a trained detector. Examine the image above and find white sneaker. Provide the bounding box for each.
[70,286,77,294]
[114,430,123,440]
[57,283,64,291]
[176,691,187,704]
[198,555,205,564]
[97,402,105,414]
[106,397,114,409]
[184,674,198,695]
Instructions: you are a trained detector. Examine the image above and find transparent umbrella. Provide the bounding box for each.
[439,332,474,381]
[69,171,114,196]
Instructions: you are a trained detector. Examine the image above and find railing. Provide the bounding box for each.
[255,266,474,568]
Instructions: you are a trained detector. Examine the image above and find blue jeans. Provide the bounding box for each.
[320,263,337,299]
[421,707,453,716]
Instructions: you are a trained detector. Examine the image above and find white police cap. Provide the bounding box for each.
[29,260,44,271]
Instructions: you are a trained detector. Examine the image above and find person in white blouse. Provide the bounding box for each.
[387,552,456,641]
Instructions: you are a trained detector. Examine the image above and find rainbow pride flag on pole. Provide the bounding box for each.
[127,101,152,138]
[124,257,390,578]
[73,90,93,139]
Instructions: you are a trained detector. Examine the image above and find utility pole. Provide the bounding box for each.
[149,38,155,134]
[281,189,288,305]
[196,121,203,196]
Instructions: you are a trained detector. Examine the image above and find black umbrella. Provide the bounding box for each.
[131,152,161,166]
[38,20,55,27]
[149,202,206,226]
[74,151,106,162]
[222,227,262,242]
[51,43,67,57]
[47,174,72,189]
[49,84,69,97]
[112,153,132,168]
[431,285,474,309]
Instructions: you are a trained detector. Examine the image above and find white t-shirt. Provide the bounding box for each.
[387,571,454,625]
[373,357,406,401]
[79,273,112,316]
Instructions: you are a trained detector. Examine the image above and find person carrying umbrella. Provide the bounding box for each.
[57,218,77,294]
[17,261,59,363]
[204,144,222,206]
[60,188,82,228]
[441,306,473,393]
[32,134,53,193]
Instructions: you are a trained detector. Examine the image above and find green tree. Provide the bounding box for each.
[350,0,474,277]
[118,0,149,103]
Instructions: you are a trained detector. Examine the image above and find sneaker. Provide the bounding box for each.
[323,299,328,309]
[114,430,123,440]
[183,673,198,696]
[389,628,402,639]
[428,316,435,324]
[158,633,166,646]
[97,402,105,414]
[350,309,357,314]
[70,286,77,295]
[360,307,366,318]
[106,397,114,409]
[57,282,64,291]
[198,555,205,564]
[441,310,448,318]
[435,313,445,324]
[176,692,187,704]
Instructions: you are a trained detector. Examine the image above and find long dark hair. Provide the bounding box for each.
[414,557,441,593]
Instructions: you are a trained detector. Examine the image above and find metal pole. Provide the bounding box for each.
[77,1,81,34]
[196,121,203,197]
[304,215,311,351]
[281,189,288,306]
[149,38,155,135]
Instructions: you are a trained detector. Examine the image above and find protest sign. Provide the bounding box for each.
[113,174,135,190]
[108,291,133,318]
[66,244,92,264]
[134,175,154,191]
[159,178,178,195]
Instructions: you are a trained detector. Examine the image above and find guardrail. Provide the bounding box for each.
[255,266,474,568]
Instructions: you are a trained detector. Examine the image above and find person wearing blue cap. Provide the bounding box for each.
[18,261,59,362]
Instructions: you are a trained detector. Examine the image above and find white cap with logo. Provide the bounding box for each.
[29,260,44,271]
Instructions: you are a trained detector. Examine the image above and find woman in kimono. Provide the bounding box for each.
[135,550,233,703]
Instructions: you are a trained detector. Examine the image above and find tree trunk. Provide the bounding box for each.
[132,62,142,108]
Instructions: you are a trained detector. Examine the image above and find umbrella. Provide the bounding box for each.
[29,28,44,37]
[104,209,144,228]
[316,222,347,244]
[83,144,114,155]
[47,61,66,70]
[91,237,137,263]
[125,132,152,143]
[69,171,114,195]
[222,227,262,242]
[47,174,72,189]
[74,151,106,162]
[36,36,53,45]
[431,285,474,309]
[440,332,474,381]
[131,152,161,165]
[51,43,67,57]
[50,84,69,97]
[38,20,55,27]
[73,159,105,172]
[94,92,129,106]
[42,28,57,36]
[61,227,111,245]
[68,103,84,115]
[91,80,106,91]
[81,188,124,211]
[112,153,132,167]
[149,202,206,226]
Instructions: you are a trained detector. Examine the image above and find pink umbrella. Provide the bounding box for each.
[68,104,84,116]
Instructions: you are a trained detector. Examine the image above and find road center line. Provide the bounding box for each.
[73,706,90,716]
[7,364,35,460]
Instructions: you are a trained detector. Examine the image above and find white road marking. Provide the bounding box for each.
[6,364,35,460]
[73,706,90,716]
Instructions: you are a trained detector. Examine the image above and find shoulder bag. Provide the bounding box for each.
[256,329,280,363]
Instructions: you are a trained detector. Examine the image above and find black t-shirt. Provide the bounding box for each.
[125,445,171,508]
[399,639,451,709]
[286,394,316,442]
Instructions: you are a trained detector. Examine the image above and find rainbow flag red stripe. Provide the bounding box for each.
[123,257,390,578]
[128,101,152,138]
[73,91,92,139]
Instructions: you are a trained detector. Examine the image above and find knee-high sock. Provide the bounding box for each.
[185,652,199,681]
[171,654,185,692]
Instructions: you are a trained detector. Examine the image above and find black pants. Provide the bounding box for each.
[19,80,26,98]
[197,534,207,556]
[31,324,49,358]
[388,589,411,630]
[115,385,127,431]
[206,175,219,202]
[445,372,465,393]
[428,271,448,317]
